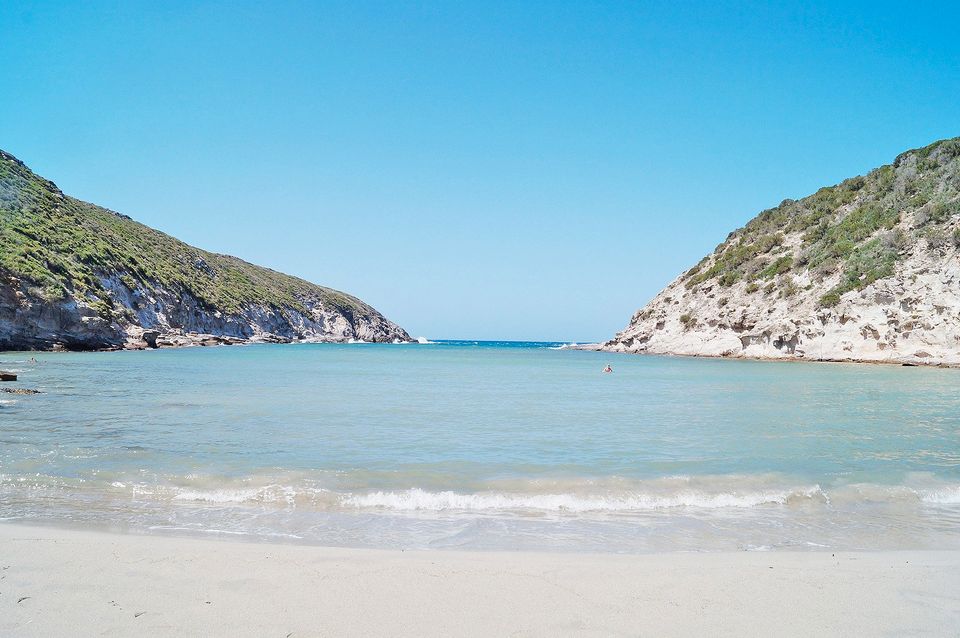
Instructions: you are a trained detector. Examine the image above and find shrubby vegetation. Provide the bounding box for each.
[677,137,960,305]
[0,151,370,318]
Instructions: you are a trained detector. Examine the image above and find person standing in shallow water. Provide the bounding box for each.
[603,364,613,373]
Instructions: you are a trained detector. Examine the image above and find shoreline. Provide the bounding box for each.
[2,522,958,637]
[0,333,417,354]
[573,342,960,369]
[8,339,960,368]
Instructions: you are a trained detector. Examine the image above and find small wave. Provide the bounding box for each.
[920,486,960,504]
[148,525,304,539]
[416,337,435,344]
[149,525,250,536]
[172,484,303,506]
[341,486,825,513]
[346,338,368,344]
[827,483,960,505]
[173,489,261,503]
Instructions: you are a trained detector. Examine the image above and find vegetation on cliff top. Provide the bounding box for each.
[680,137,960,307]
[0,150,371,318]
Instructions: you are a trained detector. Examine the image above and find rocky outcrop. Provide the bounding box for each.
[0,267,411,352]
[600,138,960,367]
[0,151,411,351]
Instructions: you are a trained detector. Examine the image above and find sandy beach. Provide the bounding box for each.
[0,524,957,637]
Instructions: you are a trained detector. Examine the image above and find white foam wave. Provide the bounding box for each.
[828,483,960,506]
[920,486,960,504]
[416,337,435,344]
[342,486,825,513]
[172,484,303,505]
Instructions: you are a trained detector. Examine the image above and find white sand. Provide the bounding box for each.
[1,524,958,637]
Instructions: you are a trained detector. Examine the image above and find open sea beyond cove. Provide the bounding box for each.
[1,341,958,552]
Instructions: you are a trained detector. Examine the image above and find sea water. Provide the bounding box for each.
[1,341,958,552]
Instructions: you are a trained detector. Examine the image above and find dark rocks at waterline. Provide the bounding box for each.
[2,387,40,394]
[141,330,160,348]
[0,371,17,381]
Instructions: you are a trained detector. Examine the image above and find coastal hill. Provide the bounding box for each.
[601,137,960,366]
[0,150,411,350]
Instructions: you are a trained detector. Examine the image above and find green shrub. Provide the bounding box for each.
[719,271,738,287]
[817,238,898,305]
[779,278,799,298]
[759,255,793,279]
[924,227,948,250]
[819,291,841,307]
[89,298,114,320]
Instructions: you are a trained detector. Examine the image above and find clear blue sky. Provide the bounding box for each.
[1,2,958,341]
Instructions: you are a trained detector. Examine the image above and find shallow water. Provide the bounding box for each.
[1,342,958,552]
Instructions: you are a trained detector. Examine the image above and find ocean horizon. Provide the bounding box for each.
[2,341,958,553]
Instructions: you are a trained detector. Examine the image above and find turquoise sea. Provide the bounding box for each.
[1,341,958,552]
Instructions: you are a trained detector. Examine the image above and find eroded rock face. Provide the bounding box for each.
[602,252,960,365]
[600,141,960,367]
[0,270,411,351]
[0,274,120,350]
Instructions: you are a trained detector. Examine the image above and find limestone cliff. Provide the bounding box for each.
[602,137,960,366]
[0,150,411,350]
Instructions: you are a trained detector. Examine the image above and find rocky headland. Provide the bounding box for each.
[0,150,411,351]
[600,137,960,366]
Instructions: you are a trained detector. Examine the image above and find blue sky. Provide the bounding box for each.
[1,2,958,341]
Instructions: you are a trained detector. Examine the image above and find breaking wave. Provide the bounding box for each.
[5,472,959,520]
[921,485,960,504]
[340,486,826,512]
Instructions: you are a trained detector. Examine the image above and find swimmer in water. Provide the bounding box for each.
[602,364,613,373]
